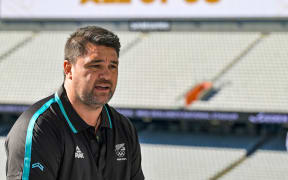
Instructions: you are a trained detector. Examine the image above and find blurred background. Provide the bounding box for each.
[1,0,288,179]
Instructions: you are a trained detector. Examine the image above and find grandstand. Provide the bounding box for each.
[1,30,288,113]
[1,2,288,179]
[0,26,287,179]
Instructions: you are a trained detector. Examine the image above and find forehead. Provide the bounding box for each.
[85,43,118,58]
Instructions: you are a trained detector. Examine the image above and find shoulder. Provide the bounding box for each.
[108,105,134,127]
[5,95,63,174]
[6,95,63,149]
[106,105,137,136]
[17,95,55,125]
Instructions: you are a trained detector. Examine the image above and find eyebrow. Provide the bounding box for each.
[88,59,119,65]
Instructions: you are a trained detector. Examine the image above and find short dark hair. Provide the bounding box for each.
[64,26,121,64]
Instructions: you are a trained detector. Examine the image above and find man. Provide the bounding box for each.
[5,26,145,180]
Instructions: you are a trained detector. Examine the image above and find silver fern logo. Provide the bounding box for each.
[115,143,127,161]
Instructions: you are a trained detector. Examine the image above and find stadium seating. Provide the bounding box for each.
[0,30,287,180]
[0,31,288,113]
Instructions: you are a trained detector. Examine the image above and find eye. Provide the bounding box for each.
[90,65,100,68]
[110,64,118,69]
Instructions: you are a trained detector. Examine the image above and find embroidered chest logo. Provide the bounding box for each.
[115,143,127,161]
[75,146,84,159]
[32,162,44,171]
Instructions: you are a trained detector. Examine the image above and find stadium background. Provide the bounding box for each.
[0,0,288,179]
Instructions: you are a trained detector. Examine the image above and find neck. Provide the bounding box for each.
[64,82,102,127]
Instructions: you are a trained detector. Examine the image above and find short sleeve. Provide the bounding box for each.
[5,116,63,180]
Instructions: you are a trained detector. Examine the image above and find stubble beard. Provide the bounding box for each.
[78,88,114,108]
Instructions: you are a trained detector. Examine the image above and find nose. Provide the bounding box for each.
[98,66,110,80]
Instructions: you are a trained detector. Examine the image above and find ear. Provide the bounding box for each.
[64,60,72,80]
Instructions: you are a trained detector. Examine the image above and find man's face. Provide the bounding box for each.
[69,43,118,108]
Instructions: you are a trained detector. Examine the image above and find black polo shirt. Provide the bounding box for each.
[5,85,144,180]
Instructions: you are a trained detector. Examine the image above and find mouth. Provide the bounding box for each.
[95,85,111,91]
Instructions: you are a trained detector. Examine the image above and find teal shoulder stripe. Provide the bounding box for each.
[22,98,56,180]
[54,93,77,133]
[104,105,112,128]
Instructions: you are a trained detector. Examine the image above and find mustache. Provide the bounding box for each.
[94,79,113,86]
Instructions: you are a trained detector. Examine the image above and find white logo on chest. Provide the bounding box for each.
[75,146,84,159]
[115,143,127,161]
